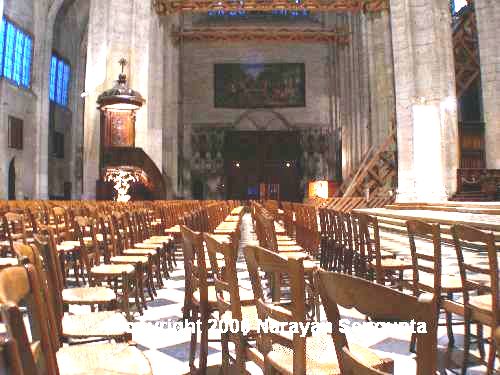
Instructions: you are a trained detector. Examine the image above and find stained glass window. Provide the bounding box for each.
[0,17,33,88]
[0,19,5,76]
[3,22,15,80]
[13,30,25,85]
[50,53,71,107]
[56,59,64,104]
[49,56,57,101]
[21,37,32,88]
[62,62,70,106]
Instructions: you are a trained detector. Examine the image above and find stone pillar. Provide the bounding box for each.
[82,0,165,199]
[82,0,109,199]
[390,0,459,202]
[163,15,180,198]
[32,1,51,199]
[366,9,395,147]
[475,0,500,169]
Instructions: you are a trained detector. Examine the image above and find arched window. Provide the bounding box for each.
[49,53,71,107]
[0,17,33,89]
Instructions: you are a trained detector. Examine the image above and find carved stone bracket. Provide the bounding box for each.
[154,0,389,15]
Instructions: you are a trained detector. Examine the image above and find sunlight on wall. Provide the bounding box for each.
[412,103,446,201]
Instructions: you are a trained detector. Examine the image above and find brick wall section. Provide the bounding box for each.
[475,0,500,169]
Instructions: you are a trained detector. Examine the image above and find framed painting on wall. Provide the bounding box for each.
[214,63,305,108]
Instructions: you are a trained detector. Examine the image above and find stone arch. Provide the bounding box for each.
[233,109,294,131]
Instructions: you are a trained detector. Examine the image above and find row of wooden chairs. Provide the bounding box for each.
[182,217,438,374]
[320,207,500,374]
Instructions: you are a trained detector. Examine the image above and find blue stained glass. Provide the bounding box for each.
[56,60,64,105]
[49,56,57,101]
[21,36,32,88]
[61,62,70,106]
[0,18,6,77]
[3,23,16,79]
[12,30,25,85]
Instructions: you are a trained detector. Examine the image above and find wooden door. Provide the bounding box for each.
[224,131,301,201]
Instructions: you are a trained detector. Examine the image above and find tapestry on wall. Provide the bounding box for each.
[214,63,305,108]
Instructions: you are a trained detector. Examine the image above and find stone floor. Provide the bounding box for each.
[123,213,497,374]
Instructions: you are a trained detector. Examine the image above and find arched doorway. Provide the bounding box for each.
[8,158,15,200]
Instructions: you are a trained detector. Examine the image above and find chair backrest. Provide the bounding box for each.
[73,216,101,273]
[180,225,208,309]
[0,265,60,375]
[3,212,27,250]
[244,245,308,373]
[316,270,437,375]
[355,213,381,275]
[0,328,24,375]
[11,241,63,350]
[451,224,498,320]
[52,206,69,241]
[406,220,442,297]
[204,233,242,320]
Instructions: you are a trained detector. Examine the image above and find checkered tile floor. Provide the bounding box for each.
[128,214,495,374]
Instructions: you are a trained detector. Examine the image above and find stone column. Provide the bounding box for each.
[390,0,459,202]
[82,0,109,199]
[475,0,500,169]
[366,9,395,147]
[32,1,51,199]
[163,14,180,198]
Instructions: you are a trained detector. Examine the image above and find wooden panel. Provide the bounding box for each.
[102,111,135,148]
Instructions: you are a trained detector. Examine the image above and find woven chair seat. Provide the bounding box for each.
[62,286,116,304]
[418,274,463,293]
[62,311,129,338]
[110,255,148,264]
[165,225,181,233]
[91,264,135,275]
[208,234,231,243]
[146,236,172,242]
[193,285,254,305]
[268,335,389,375]
[0,257,18,267]
[369,258,412,270]
[123,248,157,256]
[56,343,152,375]
[60,241,81,248]
[134,243,160,249]
[221,304,259,331]
[57,244,76,253]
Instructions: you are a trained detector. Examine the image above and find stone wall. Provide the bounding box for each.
[0,0,37,199]
[475,0,500,169]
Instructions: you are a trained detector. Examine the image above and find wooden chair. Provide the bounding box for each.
[244,245,336,374]
[449,224,499,375]
[2,212,29,252]
[406,220,461,350]
[0,265,152,375]
[74,217,141,320]
[204,233,261,374]
[316,270,437,375]
[12,240,131,343]
[102,215,153,311]
[180,225,220,374]
[357,213,411,288]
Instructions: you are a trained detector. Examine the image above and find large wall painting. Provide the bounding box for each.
[214,63,305,108]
